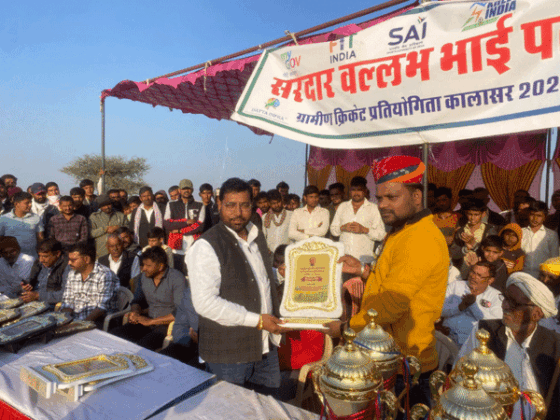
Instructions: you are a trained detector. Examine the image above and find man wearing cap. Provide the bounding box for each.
[163,179,205,273]
[325,156,449,408]
[536,256,560,335]
[30,183,59,229]
[90,194,128,258]
[458,272,560,420]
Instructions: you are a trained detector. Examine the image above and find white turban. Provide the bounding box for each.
[506,272,558,318]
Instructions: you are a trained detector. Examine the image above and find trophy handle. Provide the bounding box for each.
[518,390,547,420]
[405,355,422,386]
[379,389,398,420]
[310,367,325,406]
[410,403,430,420]
[429,370,447,403]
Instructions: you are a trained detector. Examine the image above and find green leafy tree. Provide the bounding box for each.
[61,154,150,194]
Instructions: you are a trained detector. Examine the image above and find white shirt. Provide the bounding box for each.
[186,222,279,355]
[521,225,559,278]
[329,200,385,263]
[288,206,330,242]
[442,281,503,346]
[0,253,35,297]
[458,325,539,420]
[142,206,154,220]
[263,210,293,254]
[107,253,141,279]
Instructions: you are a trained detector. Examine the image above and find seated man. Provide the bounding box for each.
[159,286,202,368]
[441,261,503,346]
[98,233,140,289]
[110,247,186,350]
[142,227,174,269]
[458,272,560,420]
[21,238,69,307]
[0,236,35,297]
[116,226,142,256]
[60,243,120,327]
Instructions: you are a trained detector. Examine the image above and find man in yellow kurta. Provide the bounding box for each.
[326,155,449,409]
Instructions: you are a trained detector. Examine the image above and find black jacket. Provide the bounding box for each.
[479,319,560,420]
[27,255,68,293]
[98,250,136,289]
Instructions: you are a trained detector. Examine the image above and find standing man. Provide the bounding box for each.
[80,179,98,212]
[60,243,120,327]
[0,179,12,215]
[288,185,329,242]
[90,194,128,258]
[0,191,44,257]
[199,183,219,231]
[70,187,91,219]
[168,185,180,202]
[330,176,385,264]
[163,179,205,271]
[325,156,449,409]
[30,183,59,230]
[263,189,292,254]
[129,186,165,248]
[186,178,289,395]
[327,183,345,240]
[47,196,89,252]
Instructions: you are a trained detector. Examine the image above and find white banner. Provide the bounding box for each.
[232,0,560,149]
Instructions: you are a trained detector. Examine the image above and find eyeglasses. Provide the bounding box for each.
[498,294,537,310]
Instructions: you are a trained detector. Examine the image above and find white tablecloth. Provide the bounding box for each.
[0,329,216,420]
[151,380,319,420]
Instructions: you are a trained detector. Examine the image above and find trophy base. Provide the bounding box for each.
[280,318,337,331]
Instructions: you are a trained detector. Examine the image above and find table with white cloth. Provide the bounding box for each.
[0,329,216,420]
[151,380,319,420]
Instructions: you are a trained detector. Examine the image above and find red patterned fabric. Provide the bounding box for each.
[278,330,325,370]
[372,155,425,184]
[100,5,415,136]
[0,401,30,420]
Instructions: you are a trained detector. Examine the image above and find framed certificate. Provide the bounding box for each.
[280,237,344,330]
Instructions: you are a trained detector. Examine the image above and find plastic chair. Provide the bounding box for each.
[293,334,334,410]
[342,277,365,318]
[103,286,134,331]
[434,330,459,372]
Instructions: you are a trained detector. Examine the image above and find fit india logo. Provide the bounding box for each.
[329,34,356,64]
[265,98,280,109]
[280,51,301,69]
[462,0,516,32]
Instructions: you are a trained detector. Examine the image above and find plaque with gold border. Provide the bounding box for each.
[280,237,344,330]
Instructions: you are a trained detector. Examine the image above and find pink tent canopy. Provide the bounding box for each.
[100,6,414,136]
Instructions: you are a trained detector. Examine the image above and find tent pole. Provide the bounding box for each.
[305,144,309,188]
[546,128,552,206]
[100,97,106,195]
[422,143,429,208]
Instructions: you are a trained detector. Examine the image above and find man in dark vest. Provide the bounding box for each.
[98,234,140,290]
[129,186,165,248]
[163,179,205,274]
[186,177,290,396]
[457,272,560,420]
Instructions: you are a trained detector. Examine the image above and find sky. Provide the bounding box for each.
[0,0,407,197]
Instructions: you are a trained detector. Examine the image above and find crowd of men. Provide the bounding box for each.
[0,163,559,419]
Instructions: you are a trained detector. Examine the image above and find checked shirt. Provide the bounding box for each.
[61,262,120,319]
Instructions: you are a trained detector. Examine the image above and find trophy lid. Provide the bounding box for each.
[320,329,382,396]
[450,329,519,398]
[355,309,401,362]
[437,361,508,420]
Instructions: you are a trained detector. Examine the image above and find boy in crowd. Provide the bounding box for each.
[254,192,270,216]
[143,227,174,269]
[499,223,525,274]
[522,201,559,278]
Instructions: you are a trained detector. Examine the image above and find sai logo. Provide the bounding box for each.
[265,98,280,109]
[388,16,427,46]
[280,51,301,70]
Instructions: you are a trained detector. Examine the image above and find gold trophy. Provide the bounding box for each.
[355,309,421,393]
[311,329,398,419]
[430,329,546,419]
[413,361,509,419]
